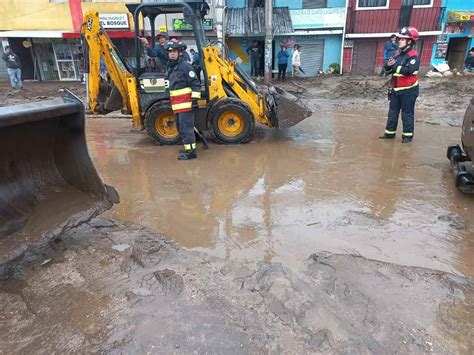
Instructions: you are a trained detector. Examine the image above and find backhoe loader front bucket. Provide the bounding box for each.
[0,97,119,265]
[267,86,313,128]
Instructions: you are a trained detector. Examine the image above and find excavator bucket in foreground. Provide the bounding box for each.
[0,97,119,265]
[267,86,313,128]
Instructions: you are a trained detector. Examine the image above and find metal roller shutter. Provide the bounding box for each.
[296,38,324,77]
[303,0,327,9]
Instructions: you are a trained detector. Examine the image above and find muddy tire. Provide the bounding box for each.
[210,99,255,144]
[145,102,181,145]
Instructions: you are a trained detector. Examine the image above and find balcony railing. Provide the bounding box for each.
[346,6,444,34]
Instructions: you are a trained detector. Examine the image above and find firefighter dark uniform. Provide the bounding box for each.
[167,42,201,160]
[380,27,420,143]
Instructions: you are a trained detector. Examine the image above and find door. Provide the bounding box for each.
[35,42,56,80]
[352,40,377,75]
[447,37,469,71]
[53,43,77,80]
[297,38,324,77]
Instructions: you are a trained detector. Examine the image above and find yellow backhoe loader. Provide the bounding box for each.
[82,0,311,145]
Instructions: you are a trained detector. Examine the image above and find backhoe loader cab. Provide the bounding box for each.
[82,0,311,145]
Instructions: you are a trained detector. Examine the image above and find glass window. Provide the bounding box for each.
[402,0,431,5]
[358,0,388,7]
[302,0,327,9]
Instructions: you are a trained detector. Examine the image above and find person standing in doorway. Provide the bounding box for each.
[2,46,22,90]
[379,27,420,144]
[277,45,289,81]
[246,40,262,78]
[464,47,474,73]
[382,34,398,76]
[292,45,301,77]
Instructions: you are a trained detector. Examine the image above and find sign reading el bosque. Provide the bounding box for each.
[99,14,129,29]
[172,18,213,31]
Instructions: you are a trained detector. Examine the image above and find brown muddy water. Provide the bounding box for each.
[1,104,473,353]
[87,108,474,278]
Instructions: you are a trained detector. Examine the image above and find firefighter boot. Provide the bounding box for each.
[379,134,395,139]
[402,136,413,144]
[177,149,197,160]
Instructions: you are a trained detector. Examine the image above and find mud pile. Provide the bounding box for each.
[0,81,85,107]
[0,217,472,353]
[332,78,387,100]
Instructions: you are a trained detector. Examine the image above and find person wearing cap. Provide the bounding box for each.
[167,41,201,160]
[140,32,169,71]
[379,27,420,144]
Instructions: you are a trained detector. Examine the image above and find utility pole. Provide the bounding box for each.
[264,0,272,83]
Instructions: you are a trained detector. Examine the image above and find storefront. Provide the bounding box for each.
[431,10,474,70]
[0,12,134,81]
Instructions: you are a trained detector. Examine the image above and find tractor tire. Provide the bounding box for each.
[145,102,181,145]
[210,99,255,144]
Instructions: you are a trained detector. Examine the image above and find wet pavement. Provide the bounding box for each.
[1,98,473,353]
[87,107,474,278]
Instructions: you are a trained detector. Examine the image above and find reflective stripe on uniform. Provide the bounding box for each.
[191,91,201,99]
[396,66,402,74]
[393,70,418,77]
[183,143,196,150]
[172,102,192,111]
[393,81,418,91]
[170,87,192,96]
[385,130,396,134]
[402,132,413,137]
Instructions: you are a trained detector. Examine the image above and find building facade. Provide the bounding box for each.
[430,0,474,71]
[0,0,138,81]
[344,0,444,74]
[226,0,346,77]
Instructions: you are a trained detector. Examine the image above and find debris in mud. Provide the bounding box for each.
[438,214,467,230]
[0,218,472,353]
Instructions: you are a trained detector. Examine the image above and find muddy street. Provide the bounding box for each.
[1,77,473,353]
[87,106,474,277]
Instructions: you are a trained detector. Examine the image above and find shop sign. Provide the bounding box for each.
[99,14,129,29]
[447,10,474,23]
[290,8,345,29]
[172,18,213,31]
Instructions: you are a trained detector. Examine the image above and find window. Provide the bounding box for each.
[402,0,432,5]
[357,0,388,8]
[303,0,327,9]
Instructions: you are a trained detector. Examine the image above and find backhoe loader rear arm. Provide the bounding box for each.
[82,11,141,127]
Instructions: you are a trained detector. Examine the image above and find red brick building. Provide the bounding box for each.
[343,0,445,74]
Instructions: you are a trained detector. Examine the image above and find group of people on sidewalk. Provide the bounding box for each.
[247,40,302,81]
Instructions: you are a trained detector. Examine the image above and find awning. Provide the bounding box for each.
[0,30,135,39]
[447,10,474,23]
[226,7,293,37]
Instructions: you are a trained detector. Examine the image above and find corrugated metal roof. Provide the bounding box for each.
[226,7,293,37]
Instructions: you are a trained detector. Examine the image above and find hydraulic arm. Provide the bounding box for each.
[81,11,142,127]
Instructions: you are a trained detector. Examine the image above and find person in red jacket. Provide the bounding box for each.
[379,27,420,143]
